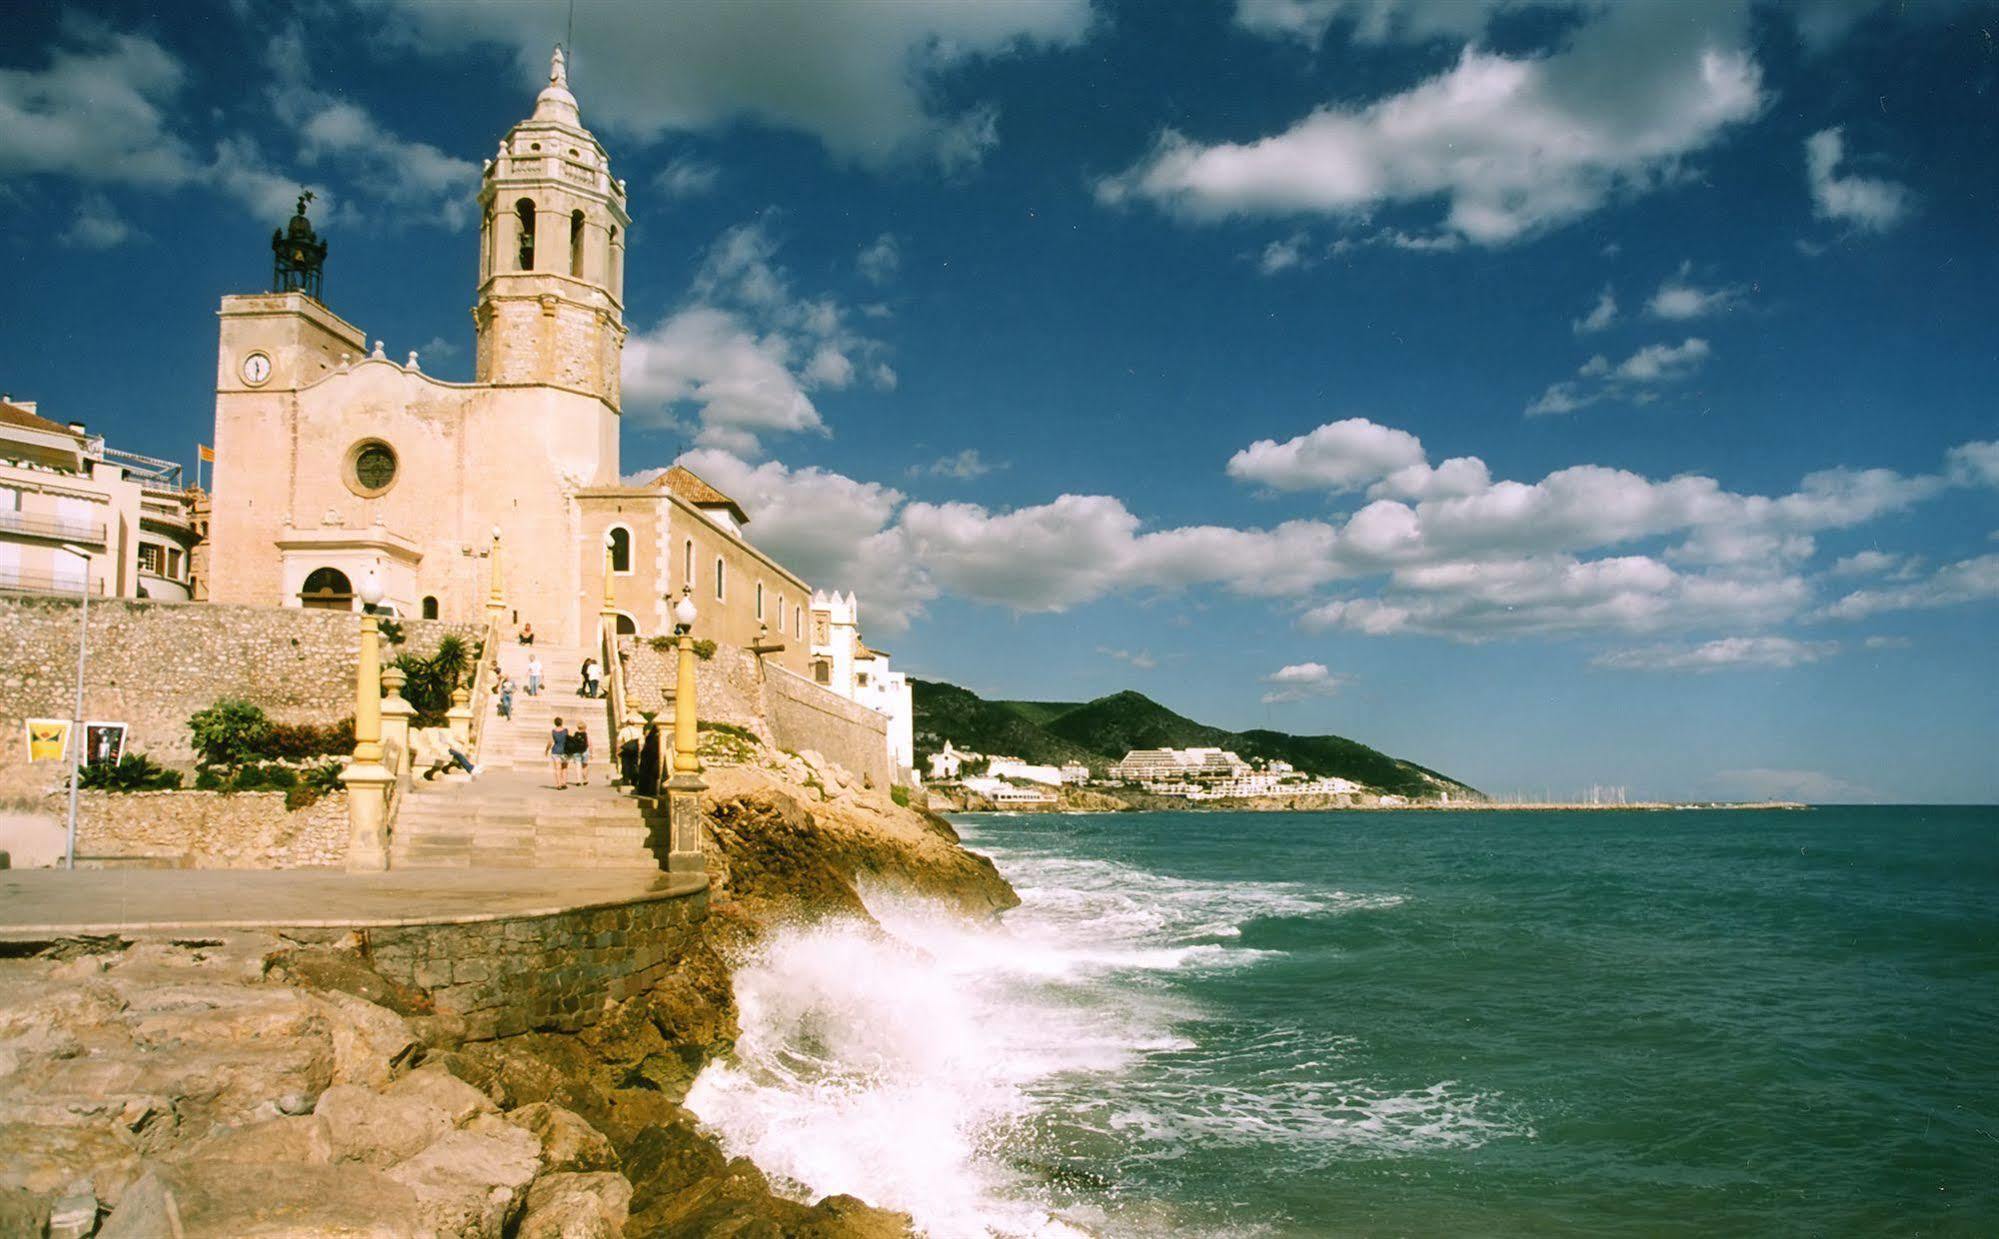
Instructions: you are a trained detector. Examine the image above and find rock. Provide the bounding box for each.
[516,1171,633,1239]
[265,946,435,1018]
[384,1118,542,1239]
[98,1162,419,1239]
[386,1061,498,1127]
[176,1113,334,1165]
[0,1187,51,1238]
[796,1194,918,1238]
[315,1083,454,1166]
[46,1180,98,1239]
[312,991,418,1091]
[275,1089,316,1115]
[0,1122,135,1196]
[504,1102,618,1172]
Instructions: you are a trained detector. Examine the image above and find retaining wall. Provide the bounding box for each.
[0,593,479,800]
[56,788,349,869]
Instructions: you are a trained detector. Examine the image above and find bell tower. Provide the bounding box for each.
[473,47,630,410]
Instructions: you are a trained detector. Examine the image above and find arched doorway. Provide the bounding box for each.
[300,567,353,610]
[422,595,439,619]
[614,613,638,636]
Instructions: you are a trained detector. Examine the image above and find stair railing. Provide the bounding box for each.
[601,616,630,784]
[465,618,502,763]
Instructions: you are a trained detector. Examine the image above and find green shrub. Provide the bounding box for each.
[194,767,224,791]
[266,717,354,760]
[697,720,758,742]
[890,785,910,808]
[79,753,183,792]
[188,700,273,767]
[377,618,406,645]
[692,639,717,661]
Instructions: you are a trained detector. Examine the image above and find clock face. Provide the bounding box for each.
[241,352,272,385]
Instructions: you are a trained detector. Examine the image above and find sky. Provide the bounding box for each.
[3,0,1995,802]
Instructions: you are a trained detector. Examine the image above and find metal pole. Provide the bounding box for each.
[65,566,88,870]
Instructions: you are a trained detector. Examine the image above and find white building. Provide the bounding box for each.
[1058,762,1092,784]
[986,757,1067,787]
[809,588,916,784]
[1109,747,1252,783]
[962,776,1056,806]
[928,740,964,782]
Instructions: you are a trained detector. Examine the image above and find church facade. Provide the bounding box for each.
[203,51,814,675]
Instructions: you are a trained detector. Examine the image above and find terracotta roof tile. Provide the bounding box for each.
[662,466,749,526]
[0,401,82,440]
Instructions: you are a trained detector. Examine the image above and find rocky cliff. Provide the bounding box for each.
[0,735,1018,1237]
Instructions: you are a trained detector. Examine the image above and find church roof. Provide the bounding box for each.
[0,401,81,440]
[659,466,749,526]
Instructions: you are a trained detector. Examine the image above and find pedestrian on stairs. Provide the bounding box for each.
[548,717,570,789]
[580,656,599,698]
[571,723,592,785]
[526,653,544,697]
[498,677,515,720]
[519,622,536,645]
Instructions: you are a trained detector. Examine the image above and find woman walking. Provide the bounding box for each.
[548,716,570,789]
[571,722,592,786]
[526,653,544,697]
[497,677,515,720]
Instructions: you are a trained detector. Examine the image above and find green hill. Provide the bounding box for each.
[911,679,1478,801]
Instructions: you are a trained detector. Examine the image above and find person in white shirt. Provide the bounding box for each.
[526,653,543,697]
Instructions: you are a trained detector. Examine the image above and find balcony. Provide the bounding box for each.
[0,509,108,545]
[0,568,104,596]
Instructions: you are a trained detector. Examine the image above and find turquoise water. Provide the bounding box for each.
[953,807,1999,1236]
[687,806,1999,1236]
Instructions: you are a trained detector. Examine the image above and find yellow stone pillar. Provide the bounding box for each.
[341,592,394,871]
[665,588,705,873]
[379,664,415,786]
[485,525,507,626]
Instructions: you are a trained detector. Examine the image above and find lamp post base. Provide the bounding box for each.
[664,773,707,874]
[340,762,396,872]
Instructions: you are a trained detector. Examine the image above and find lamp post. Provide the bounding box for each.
[60,543,91,871]
[663,586,705,873]
[341,567,395,871]
[485,524,507,626]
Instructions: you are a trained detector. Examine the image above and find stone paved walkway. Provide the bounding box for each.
[0,867,706,938]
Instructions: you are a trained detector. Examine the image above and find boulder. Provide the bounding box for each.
[98,1161,419,1238]
[312,991,418,1090]
[796,1194,917,1238]
[386,1061,498,1127]
[515,1171,633,1239]
[175,1114,334,1165]
[384,1116,542,1238]
[504,1102,618,1172]
[0,1188,51,1238]
[315,1083,454,1166]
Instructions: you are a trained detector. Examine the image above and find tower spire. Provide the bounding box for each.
[550,44,567,89]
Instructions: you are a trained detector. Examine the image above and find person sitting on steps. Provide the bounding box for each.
[519,622,535,645]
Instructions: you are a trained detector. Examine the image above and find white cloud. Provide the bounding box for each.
[1528,337,1711,416]
[913,449,1000,480]
[1227,417,1426,493]
[1260,660,1349,702]
[1805,127,1912,232]
[1592,636,1839,672]
[1710,767,1878,804]
[1101,4,1763,245]
[1234,0,1512,46]
[58,194,135,249]
[1646,263,1745,320]
[1819,554,1999,621]
[1257,232,1312,275]
[654,156,720,197]
[1946,440,1999,489]
[1828,549,1910,578]
[0,25,199,189]
[386,0,1092,168]
[1101,647,1160,671]
[857,233,901,285]
[624,220,894,454]
[1573,286,1618,334]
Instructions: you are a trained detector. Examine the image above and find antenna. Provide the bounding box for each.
[565,0,575,66]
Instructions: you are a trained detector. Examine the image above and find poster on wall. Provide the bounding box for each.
[84,722,128,767]
[24,719,70,763]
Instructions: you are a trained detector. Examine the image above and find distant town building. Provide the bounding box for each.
[1,398,200,601]
[962,775,1057,806]
[986,757,1067,787]
[809,588,916,784]
[928,740,965,782]
[1110,747,1253,783]
[1058,762,1092,784]
[1109,745,1361,800]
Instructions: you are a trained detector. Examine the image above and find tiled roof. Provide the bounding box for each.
[0,401,82,440]
[660,465,749,526]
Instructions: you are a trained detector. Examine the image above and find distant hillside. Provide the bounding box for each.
[911,679,1477,801]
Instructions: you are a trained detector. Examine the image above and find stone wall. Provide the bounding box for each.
[616,639,891,788]
[348,886,708,1041]
[0,593,480,800]
[60,788,349,868]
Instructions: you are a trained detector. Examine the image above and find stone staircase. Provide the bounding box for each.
[388,639,664,870]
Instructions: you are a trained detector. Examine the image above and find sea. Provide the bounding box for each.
[684,807,1999,1237]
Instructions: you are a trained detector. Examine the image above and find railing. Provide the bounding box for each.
[464,618,502,764]
[0,569,104,595]
[0,509,107,544]
[601,617,629,783]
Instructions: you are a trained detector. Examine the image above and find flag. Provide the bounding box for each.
[198,444,215,462]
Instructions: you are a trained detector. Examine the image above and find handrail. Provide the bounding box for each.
[0,509,107,543]
[465,619,501,762]
[601,617,629,782]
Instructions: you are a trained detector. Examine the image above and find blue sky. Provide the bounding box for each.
[3,0,1995,801]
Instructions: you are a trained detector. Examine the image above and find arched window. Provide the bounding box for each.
[607,525,632,573]
[515,198,536,270]
[714,556,725,602]
[756,581,765,621]
[794,606,803,640]
[421,595,439,619]
[570,210,585,277]
[614,613,638,636]
[300,567,353,611]
[683,538,693,588]
[481,204,494,280]
[608,226,620,295]
[813,659,831,685]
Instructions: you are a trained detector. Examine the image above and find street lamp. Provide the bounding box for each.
[60,543,92,870]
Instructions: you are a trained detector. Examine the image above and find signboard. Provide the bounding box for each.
[84,722,128,768]
[24,719,71,763]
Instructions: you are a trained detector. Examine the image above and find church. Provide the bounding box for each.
[205,49,821,674]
